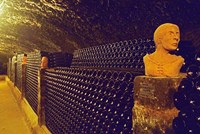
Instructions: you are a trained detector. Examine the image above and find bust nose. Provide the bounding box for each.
[173,34,179,41]
[174,38,178,41]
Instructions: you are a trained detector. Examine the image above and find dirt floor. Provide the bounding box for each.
[0,80,31,134]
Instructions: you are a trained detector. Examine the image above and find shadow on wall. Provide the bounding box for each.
[0,62,7,75]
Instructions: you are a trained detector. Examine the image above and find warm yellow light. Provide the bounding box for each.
[0,0,5,14]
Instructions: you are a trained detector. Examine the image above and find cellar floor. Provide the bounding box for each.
[0,77,31,134]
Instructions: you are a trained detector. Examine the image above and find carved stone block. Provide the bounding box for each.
[132,76,185,134]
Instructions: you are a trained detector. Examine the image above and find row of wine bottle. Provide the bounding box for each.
[25,51,42,114]
[54,67,135,82]
[44,68,135,134]
[71,39,155,69]
[73,39,154,57]
[48,52,73,68]
[73,51,147,61]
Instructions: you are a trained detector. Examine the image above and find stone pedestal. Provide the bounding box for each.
[37,69,46,126]
[132,76,185,134]
[14,62,17,86]
[21,64,26,99]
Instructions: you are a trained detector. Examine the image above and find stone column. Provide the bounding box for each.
[14,62,17,86]
[132,76,185,134]
[21,64,26,99]
[37,69,46,126]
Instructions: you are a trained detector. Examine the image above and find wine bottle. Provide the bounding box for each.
[173,116,187,134]
[178,79,195,94]
[194,52,200,65]
[186,64,200,80]
[188,93,200,110]
[195,79,200,92]
[173,91,189,110]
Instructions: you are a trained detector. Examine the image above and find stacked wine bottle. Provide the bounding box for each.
[172,41,196,72]
[71,39,155,71]
[48,52,73,68]
[173,53,200,134]
[44,67,139,134]
[26,50,48,114]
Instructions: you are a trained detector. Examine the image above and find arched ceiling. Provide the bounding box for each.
[0,0,200,62]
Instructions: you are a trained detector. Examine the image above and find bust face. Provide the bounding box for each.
[41,56,48,68]
[161,26,180,51]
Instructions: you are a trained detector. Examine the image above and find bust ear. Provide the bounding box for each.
[157,38,162,45]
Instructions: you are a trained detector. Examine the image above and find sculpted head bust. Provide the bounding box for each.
[41,56,48,69]
[143,23,185,77]
[154,23,180,52]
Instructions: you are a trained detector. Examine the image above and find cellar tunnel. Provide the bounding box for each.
[0,0,200,134]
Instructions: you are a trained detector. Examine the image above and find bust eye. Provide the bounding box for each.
[169,31,174,35]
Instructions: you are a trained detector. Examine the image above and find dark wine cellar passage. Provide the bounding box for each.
[6,38,200,133]
[0,0,200,134]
